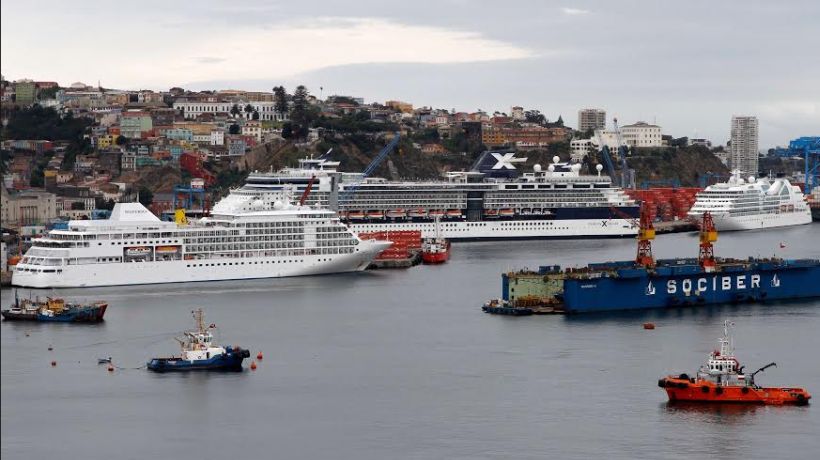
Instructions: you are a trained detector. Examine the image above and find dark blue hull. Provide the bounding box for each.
[147,347,250,372]
[562,260,820,313]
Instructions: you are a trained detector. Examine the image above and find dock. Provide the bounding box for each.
[368,251,422,269]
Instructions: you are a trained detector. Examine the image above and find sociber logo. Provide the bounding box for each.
[645,281,656,296]
[664,274,768,295]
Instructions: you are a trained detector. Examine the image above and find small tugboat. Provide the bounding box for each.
[421,217,450,264]
[1,293,108,323]
[658,320,811,405]
[147,309,250,372]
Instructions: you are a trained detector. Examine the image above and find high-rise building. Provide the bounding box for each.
[577,108,606,132]
[729,116,759,175]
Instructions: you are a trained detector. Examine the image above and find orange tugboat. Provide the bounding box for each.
[659,320,811,405]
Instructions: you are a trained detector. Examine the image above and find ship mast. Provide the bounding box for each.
[699,212,718,271]
[192,308,205,334]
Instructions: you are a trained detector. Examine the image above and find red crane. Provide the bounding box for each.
[299,175,317,206]
[698,211,718,271]
[635,205,655,268]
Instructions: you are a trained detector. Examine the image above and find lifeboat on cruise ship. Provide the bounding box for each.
[367,210,385,219]
[386,209,407,219]
[337,211,348,219]
[347,211,366,220]
[658,320,811,406]
[484,209,499,218]
[499,209,515,218]
[125,247,152,257]
[429,209,445,218]
[408,208,427,219]
[446,209,462,218]
[155,246,180,254]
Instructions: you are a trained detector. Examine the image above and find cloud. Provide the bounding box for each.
[34,17,535,89]
[194,56,227,64]
[561,7,590,16]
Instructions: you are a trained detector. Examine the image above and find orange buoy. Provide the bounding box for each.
[256,352,263,360]
[250,361,257,371]
[51,360,57,367]
[107,365,114,372]
[643,322,656,330]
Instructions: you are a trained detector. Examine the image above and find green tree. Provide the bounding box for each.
[115,135,128,146]
[229,124,240,135]
[252,110,260,120]
[244,104,254,117]
[230,104,240,117]
[281,122,293,139]
[273,86,288,114]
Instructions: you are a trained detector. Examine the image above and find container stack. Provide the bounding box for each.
[625,187,702,222]
[357,230,422,260]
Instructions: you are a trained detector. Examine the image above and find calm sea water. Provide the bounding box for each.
[2,225,819,460]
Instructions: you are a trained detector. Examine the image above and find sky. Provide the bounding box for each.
[2,0,818,148]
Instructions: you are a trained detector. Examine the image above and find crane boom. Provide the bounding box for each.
[341,132,401,202]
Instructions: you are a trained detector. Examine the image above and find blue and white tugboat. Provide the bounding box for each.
[147,309,250,372]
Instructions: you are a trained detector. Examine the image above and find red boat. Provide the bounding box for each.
[421,217,450,264]
[658,321,811,405]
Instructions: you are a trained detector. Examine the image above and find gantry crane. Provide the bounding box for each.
[698,211,718,271]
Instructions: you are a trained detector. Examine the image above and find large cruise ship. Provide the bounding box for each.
[248,151,639,240]
[687,171,812,231]
[12,186,390,288]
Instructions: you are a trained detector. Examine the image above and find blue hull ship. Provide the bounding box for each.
[147,346,250,372]
[560,258,820,313]
[147,309,251,372]
[486,211,820,314]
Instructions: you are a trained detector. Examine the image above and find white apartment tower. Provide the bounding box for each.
[730,116,759,176]
[578,109,606,132]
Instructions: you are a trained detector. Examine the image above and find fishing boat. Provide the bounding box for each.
[421,217,450,264]
[658,320,811,405]
[147,309,250,372]
[1,294,108,323]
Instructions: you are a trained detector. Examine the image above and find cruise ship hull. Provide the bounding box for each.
[349,218,637,240]
[689,211,812,231]
[12,243,389,288]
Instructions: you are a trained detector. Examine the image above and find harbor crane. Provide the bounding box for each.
[635,205,655,268]
[340,132,401,202]
[598,118,635,189]
[698,212,718,272]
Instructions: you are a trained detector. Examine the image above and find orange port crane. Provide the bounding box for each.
[698,211,718,271]
[635,205,655,267]
[299,175,317,206]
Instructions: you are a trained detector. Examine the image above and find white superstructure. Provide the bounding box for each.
[688,171,811,231]
[12,187,390,288]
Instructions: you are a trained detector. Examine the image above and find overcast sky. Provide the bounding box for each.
[2,0,818,148]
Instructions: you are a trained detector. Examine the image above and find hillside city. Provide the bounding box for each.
[0,76,808,232]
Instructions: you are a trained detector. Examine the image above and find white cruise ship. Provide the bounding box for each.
[247,151,640,240]
[12,186,390,288]
[687,171,812,231]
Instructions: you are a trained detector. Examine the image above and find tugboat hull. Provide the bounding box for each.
[147,347,250,372]
[659,376,811,406]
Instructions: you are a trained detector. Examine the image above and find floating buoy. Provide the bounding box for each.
[250,361,257,371]
[48,345,53,351]
[643,322,656,330]
[256,352,263,360]
[107,365,114,372]
[51,360,57,367]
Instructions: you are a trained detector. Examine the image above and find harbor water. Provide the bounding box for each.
[2,225,819,459]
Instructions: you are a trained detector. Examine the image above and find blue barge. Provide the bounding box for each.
[486,211,820,314]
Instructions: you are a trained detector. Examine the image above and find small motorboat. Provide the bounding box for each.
[147,309,250,372]
[98,357,112,365]
[421,217,450,264]
[658,320,811,405]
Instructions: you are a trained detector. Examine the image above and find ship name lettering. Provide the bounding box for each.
[665,274,761,295]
